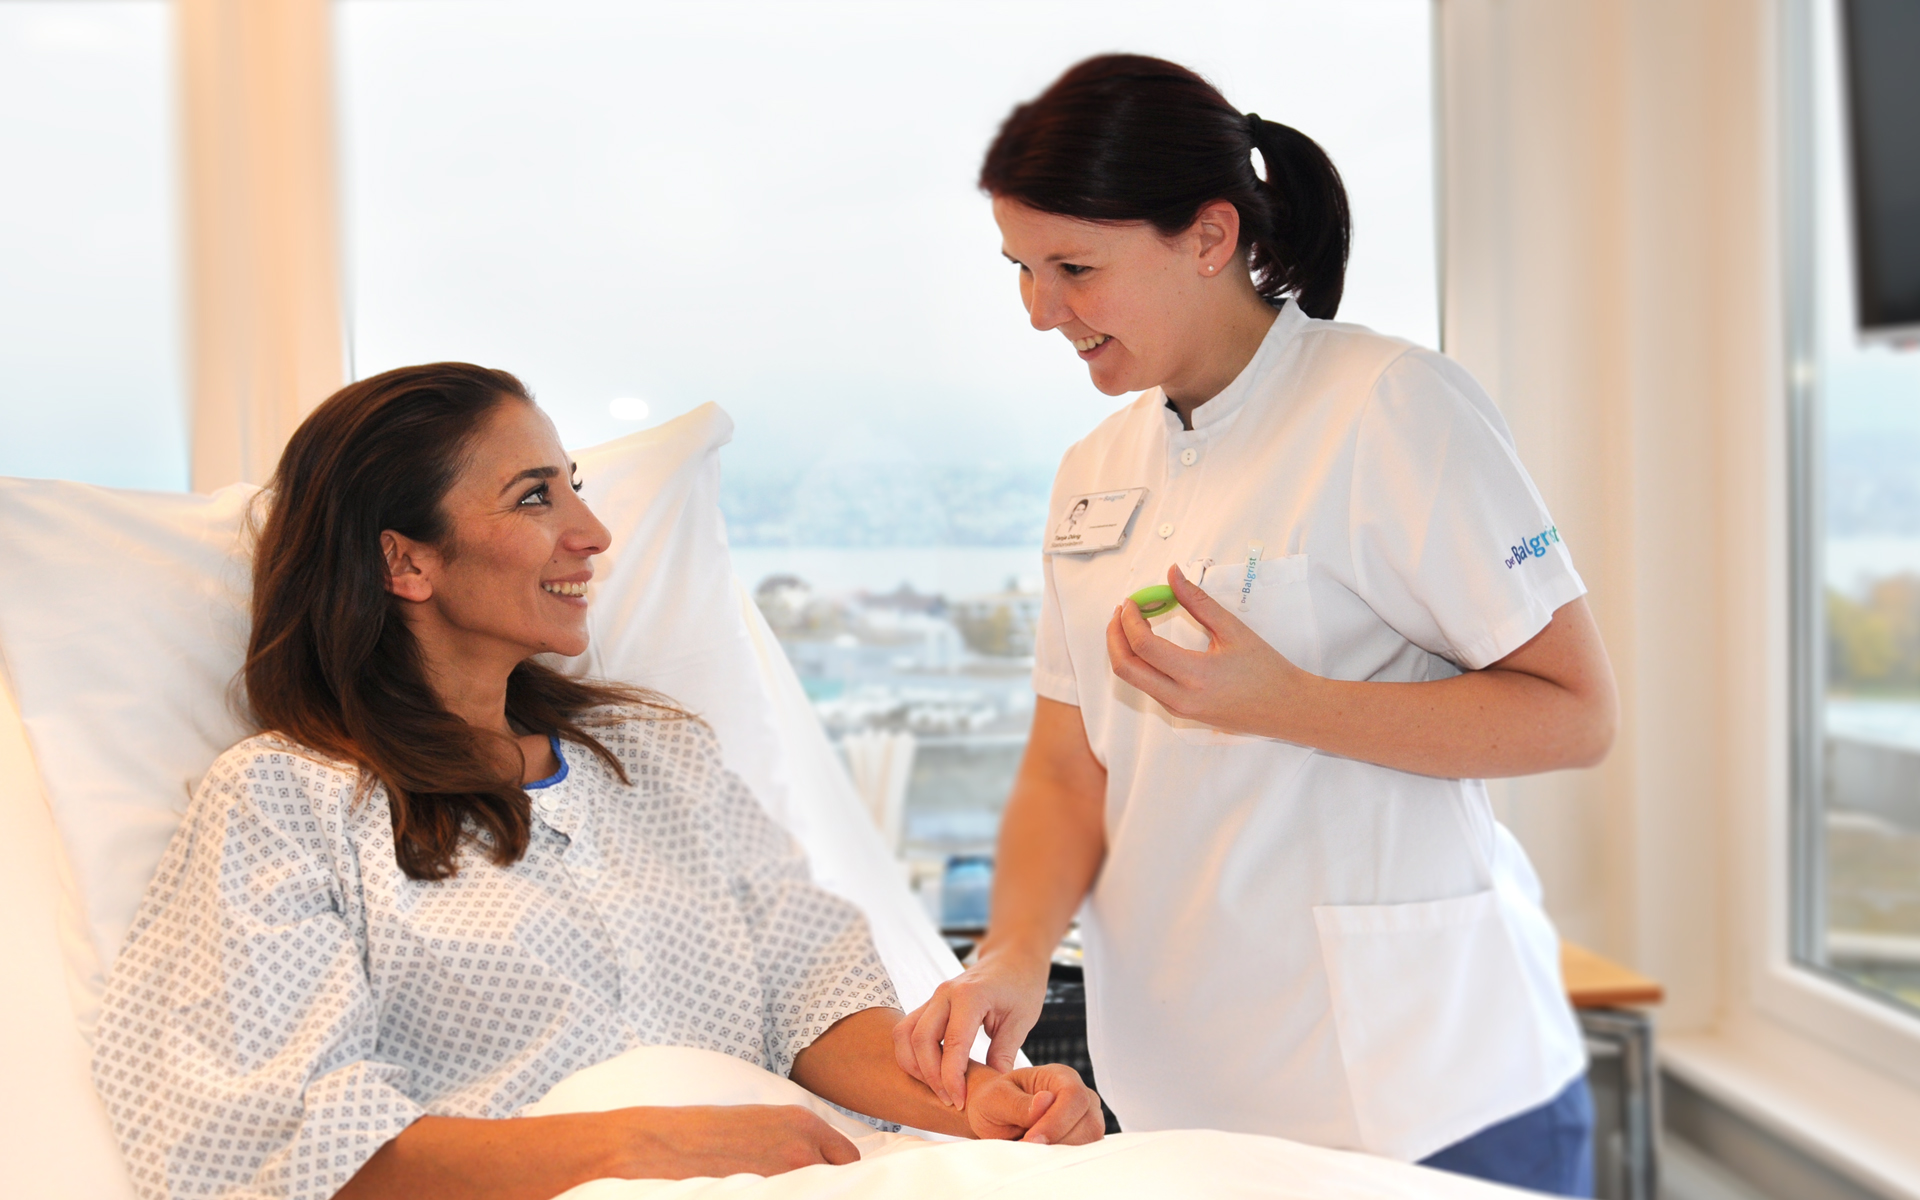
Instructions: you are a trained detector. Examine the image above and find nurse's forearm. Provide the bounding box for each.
[1113,576,1618,779]
[1283,670,1603,778]
[1271,599,1618,779]
[887,700,1107,1107]
[981,698,1108,966]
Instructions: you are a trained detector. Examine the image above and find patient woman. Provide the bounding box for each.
[92,363,1103,1200]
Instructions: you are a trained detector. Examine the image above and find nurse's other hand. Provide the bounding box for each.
[1107,564,1308,736]
[965,1063,1105,1145]
[893,953,1050,1110]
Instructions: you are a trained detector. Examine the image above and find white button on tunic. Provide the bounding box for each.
[92,714,898,1200]
[1034,302,1586,1162]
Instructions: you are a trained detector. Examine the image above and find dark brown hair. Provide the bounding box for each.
[245,362,682,880]
[980,54,1351,319]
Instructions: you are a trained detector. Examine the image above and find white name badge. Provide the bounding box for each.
[1046,488,1148,555]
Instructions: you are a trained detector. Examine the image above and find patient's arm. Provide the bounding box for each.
[337,1006,1100,1198]
[792,1006,1104,1145]
[335,1104,861,1200]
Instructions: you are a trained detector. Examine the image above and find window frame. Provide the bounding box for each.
[1766,0,1920,1087]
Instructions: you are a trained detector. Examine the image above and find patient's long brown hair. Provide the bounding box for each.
[245,363,681,880]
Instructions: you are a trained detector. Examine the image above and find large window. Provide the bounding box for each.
[1793,0,1920,1017]
[0,1,185,490]
[336,1,1436,884]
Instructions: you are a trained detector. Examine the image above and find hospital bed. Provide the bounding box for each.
[0,404,1528,1199]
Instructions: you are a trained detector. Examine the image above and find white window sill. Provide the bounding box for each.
[1664,1013,1920,1200]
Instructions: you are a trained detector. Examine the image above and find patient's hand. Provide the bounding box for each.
[964,1063,1105,1146]
[613,1104,863,1178]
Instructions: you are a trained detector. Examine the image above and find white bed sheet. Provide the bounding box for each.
[525,1046,1531,1200]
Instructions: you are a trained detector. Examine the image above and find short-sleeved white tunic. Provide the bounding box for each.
[1034,302,1587,1163]
[91,713,898,1200]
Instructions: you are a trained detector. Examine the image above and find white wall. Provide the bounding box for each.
[1437,0,1781,1034]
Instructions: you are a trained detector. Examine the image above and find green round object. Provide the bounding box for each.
[1128,584,1180,618]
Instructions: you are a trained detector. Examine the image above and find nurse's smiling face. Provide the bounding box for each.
[993,195,1264,405]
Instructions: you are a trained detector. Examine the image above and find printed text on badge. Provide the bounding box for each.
[1046,488,1149,556]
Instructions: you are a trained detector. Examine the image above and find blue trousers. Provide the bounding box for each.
[1417,1077,1595,1197]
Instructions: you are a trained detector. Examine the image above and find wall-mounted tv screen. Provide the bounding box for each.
[1841,0,1920,335]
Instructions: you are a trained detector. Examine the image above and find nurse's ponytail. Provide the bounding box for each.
[1243,115,1351,321]
[980,54,1352,319]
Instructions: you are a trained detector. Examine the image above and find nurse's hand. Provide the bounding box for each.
[1107,564,1305,737]
[893,952,1051,1110]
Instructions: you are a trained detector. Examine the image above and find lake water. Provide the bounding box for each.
[732,536,1920,602]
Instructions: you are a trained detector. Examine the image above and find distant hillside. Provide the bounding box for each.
[722,461,1053,547]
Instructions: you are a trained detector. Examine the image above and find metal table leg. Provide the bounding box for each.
[1579,1006,1659,1200]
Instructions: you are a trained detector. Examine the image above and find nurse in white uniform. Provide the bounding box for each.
[894,54,1619,1197]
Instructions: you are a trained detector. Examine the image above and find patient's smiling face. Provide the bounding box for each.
[382,399,610,685]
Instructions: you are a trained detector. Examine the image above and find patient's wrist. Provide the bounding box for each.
[593,1109,663,1181]
[960,1062,1010,1140]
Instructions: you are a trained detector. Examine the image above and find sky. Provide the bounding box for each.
[0,1,1439,493]
[6,0,1914,497]
[0,2,184,490]
[335,0,1439,480]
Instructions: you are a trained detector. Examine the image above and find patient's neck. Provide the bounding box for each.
[405,615,559,783]
[416,658,559,784]
[426,659,513,737]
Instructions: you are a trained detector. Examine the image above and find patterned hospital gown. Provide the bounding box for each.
[91,713,899,1200]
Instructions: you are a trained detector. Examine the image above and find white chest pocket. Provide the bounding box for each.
[1151,552,1318,744]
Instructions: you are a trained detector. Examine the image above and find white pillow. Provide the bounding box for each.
[558,410,956,1008]
[0,401,954,1041]
[0,480,258,1033]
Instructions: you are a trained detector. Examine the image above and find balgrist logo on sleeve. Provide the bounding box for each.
[1504,526,1561,569]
